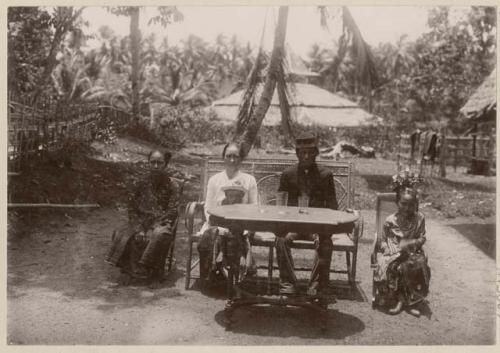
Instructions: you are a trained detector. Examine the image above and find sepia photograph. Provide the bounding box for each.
[5,3,497,346]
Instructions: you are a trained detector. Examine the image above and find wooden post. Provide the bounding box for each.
[19,101,26,166]
[416,131,422,171]
[488,122,495,176]
[396,134,402,171]
[472,123,477,157]
[452,136,458,172]
[381,125,388,159]
[439,128,447,178]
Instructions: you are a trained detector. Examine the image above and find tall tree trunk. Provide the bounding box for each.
[233,6,289,157]
[130,7,141,125]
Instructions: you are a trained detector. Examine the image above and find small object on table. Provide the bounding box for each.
[298,194,309,214]
[275,191,288,206]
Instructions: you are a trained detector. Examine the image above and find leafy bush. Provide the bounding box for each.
[127,105,233,148]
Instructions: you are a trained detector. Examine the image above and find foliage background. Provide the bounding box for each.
[7,6,496,150]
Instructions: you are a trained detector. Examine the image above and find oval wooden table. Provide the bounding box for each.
[208,204,359,331]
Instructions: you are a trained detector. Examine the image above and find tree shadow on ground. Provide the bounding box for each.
[214,306,365,339]
[449,223,496,259]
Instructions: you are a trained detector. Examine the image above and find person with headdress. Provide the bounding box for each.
[106,149,180,289]
[374,171,431,316]
[275,132,339,296]
[197,142,258,289]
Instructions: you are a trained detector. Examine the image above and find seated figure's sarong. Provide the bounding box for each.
[106,172,179,278]
[374,212,430,305]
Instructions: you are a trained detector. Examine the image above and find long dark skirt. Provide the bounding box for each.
[106,224,174,280]
[376,251,431,306]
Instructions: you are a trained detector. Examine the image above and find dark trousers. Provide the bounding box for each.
[275,233,333,290]
[197,227,248,284]
[197,227,220,282]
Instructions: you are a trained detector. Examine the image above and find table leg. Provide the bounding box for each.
[221,229,333,332]
[224,299,235,329]
[223,230,242,329]
[318,297,329,332]
[267,245,274,295]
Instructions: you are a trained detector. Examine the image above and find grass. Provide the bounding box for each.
[351,157,495,219]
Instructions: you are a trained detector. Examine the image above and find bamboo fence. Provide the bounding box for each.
[397,132,496,177]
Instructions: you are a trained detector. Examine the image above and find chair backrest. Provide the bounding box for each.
[375,192,397,237]
[169,176,186,231]
[200,157,353,211]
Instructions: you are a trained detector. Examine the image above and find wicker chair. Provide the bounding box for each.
[184,157,363,292]
[370,192,397,307]
[161,177,185,275]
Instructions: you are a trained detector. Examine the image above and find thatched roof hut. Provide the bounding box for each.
[460,68,496,122]
[210,83,378,127]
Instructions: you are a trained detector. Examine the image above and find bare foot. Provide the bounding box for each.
[388,300,403,315]
[408,307,421,317]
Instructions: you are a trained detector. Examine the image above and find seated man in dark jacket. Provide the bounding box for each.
[276,133,338,295]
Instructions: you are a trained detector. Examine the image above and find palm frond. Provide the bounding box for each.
[319,6,379,94]
[318,6,330,31]
[341,6,379,91]
[81,87,108,101]
[235,47,265,135]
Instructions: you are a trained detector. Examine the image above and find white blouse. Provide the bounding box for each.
[201,170,258,233]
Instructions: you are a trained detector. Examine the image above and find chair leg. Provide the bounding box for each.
[267,245,274,294]
[345,251,352,284]
[351,249,357,287]
[185,240,194,290]
[166,236,175,273]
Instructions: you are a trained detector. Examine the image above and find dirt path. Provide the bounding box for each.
[7,137,496,345]
[7,205,496,345]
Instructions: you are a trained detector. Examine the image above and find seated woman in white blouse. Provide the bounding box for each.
[197,142,258,289]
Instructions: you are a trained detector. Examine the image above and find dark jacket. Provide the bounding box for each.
[128,171,180,230]
[278,163,338,210]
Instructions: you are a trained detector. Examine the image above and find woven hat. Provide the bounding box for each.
[221,184,246,193]
[295,132,318,149]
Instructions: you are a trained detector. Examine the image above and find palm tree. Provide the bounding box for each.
[108,6,183,125]
[232,6,379,157]
[81,62,131,110]
[129,6,140,124]
[231,7,289,157]
[51,46,92,101]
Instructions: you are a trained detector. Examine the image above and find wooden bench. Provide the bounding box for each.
[184,157,363,292]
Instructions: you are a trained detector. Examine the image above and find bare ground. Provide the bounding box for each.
[6,137,497,345]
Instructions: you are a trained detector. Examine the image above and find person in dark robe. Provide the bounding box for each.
[106,149,179,289]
